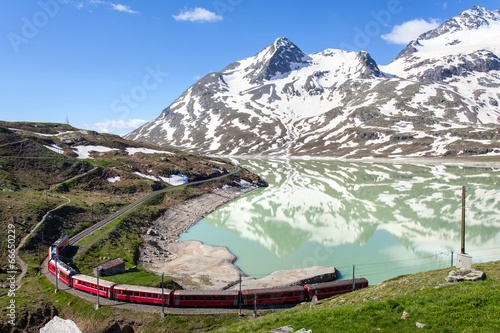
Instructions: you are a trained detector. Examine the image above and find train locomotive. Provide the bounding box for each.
[48,236,368,308]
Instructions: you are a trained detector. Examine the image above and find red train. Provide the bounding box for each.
[48,235,69,260]
[48,236,369,308]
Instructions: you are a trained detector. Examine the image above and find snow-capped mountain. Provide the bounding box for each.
[126,6,500,158]
[382,6,500,119]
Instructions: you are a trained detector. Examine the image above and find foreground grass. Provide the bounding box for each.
[215,261,500,333]
[1,261,499,332]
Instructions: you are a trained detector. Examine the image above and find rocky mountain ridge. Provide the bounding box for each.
[126,6,500,158]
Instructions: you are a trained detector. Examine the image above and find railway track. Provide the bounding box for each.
[69,165,239,246]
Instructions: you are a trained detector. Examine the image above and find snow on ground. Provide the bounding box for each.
[106,176,121,183]
[160,173,189,186]
[43,144,64,154]
[134,171,160,181]
[40,316,82,333]
[135,172,189,185]
[73,145,118,159]
[125,147,174,155]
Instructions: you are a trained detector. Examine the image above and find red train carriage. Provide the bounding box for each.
[241,286,306,306]
[173,290,240,307]
[49,235,69,260]
[48,259,77,285]
[72,274,116,298]
[304,278,368,300]
[114,284,173,306]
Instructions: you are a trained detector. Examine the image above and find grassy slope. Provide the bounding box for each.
[214,261,500,333]
[0,122,265,332]
[1,261,498,332]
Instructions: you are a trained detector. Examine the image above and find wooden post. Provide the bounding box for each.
[461,186,466,254]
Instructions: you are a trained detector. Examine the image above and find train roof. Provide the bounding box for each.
[241,285,305,294]
[53,235,68,246]
[114,284,172,294]
[174,290,239,296]
[72,274,116,288]
[304,278,368,289]
[50,259,77,274]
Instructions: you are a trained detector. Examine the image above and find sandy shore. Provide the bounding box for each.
[139,185,251,290]
[139,183,338,290]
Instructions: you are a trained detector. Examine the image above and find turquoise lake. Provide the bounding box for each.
[180,159,500,284]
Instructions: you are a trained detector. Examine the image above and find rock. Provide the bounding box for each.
[40,316,82,333]
[309,295,320,309]
[416,322,426,328]
[271,326,294,333]
[446,268,485,283]
[401,311,410,320]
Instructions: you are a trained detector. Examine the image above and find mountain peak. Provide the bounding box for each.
[392,6,500,62]
[244,37,309,83]
[272,37,294,49]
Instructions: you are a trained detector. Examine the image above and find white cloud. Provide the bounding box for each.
[68,1,139,14]
[382,18,441,45]
[110,3,139,14]
[84,119,148,134]
[173,8,223,23]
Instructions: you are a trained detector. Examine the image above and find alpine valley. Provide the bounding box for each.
[126,6,500,158]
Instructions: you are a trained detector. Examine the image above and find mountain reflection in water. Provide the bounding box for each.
[180,159,500,283]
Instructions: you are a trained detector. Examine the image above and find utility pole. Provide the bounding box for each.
[96,267,101,310]
[38,242,41,275]
[253,293,258,318]
[161,273,165,318]
[456,186,472,269]
[451,251,454,267]
[352,265,356,291]
[461,186,466,255]
[238,274,243,317]
[54,252,58,293]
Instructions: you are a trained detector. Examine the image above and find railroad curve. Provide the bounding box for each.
[69,165,239,246]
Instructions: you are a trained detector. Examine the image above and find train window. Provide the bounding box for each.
[140,293,145,297]
[335,287,339,291]
[214,296,219,301]
[86,283,90,287]
[192,296,198,300]
[147,293,151,298]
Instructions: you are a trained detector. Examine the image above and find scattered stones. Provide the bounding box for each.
[309,295,320,309]
[416,322,426,328]
[271,326,294,333]
[446,268,486,283]
[271,327,312,333]
[401,311,410,320]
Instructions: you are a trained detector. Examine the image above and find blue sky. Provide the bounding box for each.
[1,0,498,135]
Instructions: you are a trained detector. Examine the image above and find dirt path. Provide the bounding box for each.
[15,196,71,288]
